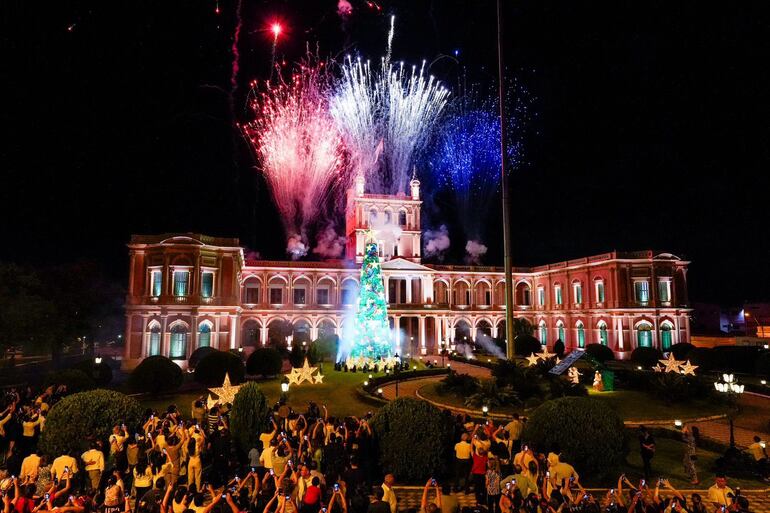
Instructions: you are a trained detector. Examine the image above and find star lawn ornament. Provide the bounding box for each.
[536,347,554,360]
[313,373,325,384]
[659,353,683,373]
[526,353,541,366]
[206,394,218,410]
[679,360,698,376]
[285,357,323,385]
[208,373,242,405]
[652,363,664,373]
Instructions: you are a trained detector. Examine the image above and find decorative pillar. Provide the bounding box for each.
[384,275,390,303]
[260,325,269,346]
[310,326,319,341]
[191,314,199,353]
[674,316,681,345]
[419,316,427,354]
[125,315,136,361]
[405,276,413,304]
[229,314,238,349]
[215,315,222,349]
[435,316,442,352]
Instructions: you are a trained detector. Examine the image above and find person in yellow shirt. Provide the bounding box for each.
[707,475,734,509]
[747,435,769,480]
[19,453,41,481]
[51,453,79,481]
[81,442,105,492]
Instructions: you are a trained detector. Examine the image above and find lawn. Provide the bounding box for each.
[139,365,391,418]
[417,383,726,422]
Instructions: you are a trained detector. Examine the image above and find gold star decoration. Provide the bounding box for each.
[285,358,323,386]
[652,363,664,373]
[208,373,242,405]
[536,347,554,360]
[659,353,683,373]
[526,353,541,366]
[206,393,219,410]
[679,360,698,376]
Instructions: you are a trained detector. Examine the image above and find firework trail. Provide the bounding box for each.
[242,59,346,259]
[330,55,449,195]
[385,15,395,65]
[230,0,243,92]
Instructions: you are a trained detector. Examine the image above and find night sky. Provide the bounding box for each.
[2,0,769,305]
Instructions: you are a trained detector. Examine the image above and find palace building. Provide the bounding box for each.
[123,177,692,369]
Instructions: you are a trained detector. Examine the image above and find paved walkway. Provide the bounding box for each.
[380,360,490,402]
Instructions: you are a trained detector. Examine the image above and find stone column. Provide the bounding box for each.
[260,325,268,346]
[405,276,413,304]
[419,316,427,354]
[229,314,238,349]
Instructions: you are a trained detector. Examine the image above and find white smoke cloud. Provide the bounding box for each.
[244,249,261,261]
[337,0,353,18]
[313,225,346,259]
[465,239,488,264]
[371,217,403,244]
[286,235,308,260]
[476,332,505,358]
[423,225,451,259]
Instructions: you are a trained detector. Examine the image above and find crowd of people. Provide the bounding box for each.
[0,384,764,513]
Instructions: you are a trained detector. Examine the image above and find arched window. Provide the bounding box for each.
[557,321,565,343]
[660,323,673,350]
[598,321,608,346]
[538,321,547,345]
[554,284,563,306]
[573,281,583,305]
[384,210,392,223]
[637,323,653,348]
[369,208,378,226]
[170,324,188,359]
[595,278,605,303]
[576,322,585,348]
[398,210,407,226]
[149,324,161,356]
[198,323,211,348]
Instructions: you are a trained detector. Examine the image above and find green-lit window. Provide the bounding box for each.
[596,281,605,303]
[198,324,211,348]
[170,325,187,359]
[173,271,189,297]
[634,281,650,303]
[151,271,162,297]
[201,272,214,298]
[558,324,565,342]
[539,324,547,345]
[574,284,583,305]
[658,280,670,302]
[149,326,161,356]
[538,287,545,306]
[661,325,672,350]
[577,324,585,348]
[637,327,652,347]
[599,324,608,346]
[555,286,563,305]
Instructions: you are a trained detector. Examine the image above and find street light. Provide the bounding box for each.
[394,353,401,397]
[94,357,102,365]
[714,374,744,452]
[482,405,489,417]
[281,382,289,393]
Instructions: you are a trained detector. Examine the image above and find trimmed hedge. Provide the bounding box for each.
[514,334,542,356]
[553,339,565,358]
[39,390,143,456]
[128,356,184,394]
[194,350,245,387]
[522,397,626,480]
[371,397,453,481]
[189,347,217,370]
[43,368,95,393]
[246,347,283,377]
[630,347,663,368]
[230,382,270,452]
[71,359,113,387]
[585,343,614,363]
[669,343,694,361]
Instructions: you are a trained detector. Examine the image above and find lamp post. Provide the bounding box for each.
[714,373,744,453]
[394,353,401,398]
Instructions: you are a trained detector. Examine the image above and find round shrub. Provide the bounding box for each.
[71,359,113,387]
[288,345,305,368]
[371,397,453,482]
[246,347,283,377]
[585,343,615,363]
[521,397,626,480]
[669,342,694,361]
[194,350,245,387]
[128,356,184,394]
[514,334,542,356]
[630,347,663,368]
[39,389,143,456]
[687,347,716,372]
[230,382,270,452]
[43,369,95,393]
[189,347,217,370]
[553,339,565,357]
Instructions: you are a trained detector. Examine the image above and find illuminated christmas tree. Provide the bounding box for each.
[349,237,393,361]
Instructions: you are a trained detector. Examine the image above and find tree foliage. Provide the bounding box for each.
[371,397,453,482]
[39,390,143,456]
[230,382,270,452]
[630,347,663,368]
[43,369,95,393]
[128,356,184,394]
[585,343,615,363]
[514,334,542,356]
[522,397,627,480]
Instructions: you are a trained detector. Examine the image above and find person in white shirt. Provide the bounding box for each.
[81,442,105,492]
[382,474,397,513]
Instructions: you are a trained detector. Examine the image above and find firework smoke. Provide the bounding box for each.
[465,240,488,264]
[313,224,346,258]
[337,0,353,18]
[243,59,346,260]
[423,224,451,260]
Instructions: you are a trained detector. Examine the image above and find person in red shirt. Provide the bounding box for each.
[471,448,489,505]
[301,476,322,513]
